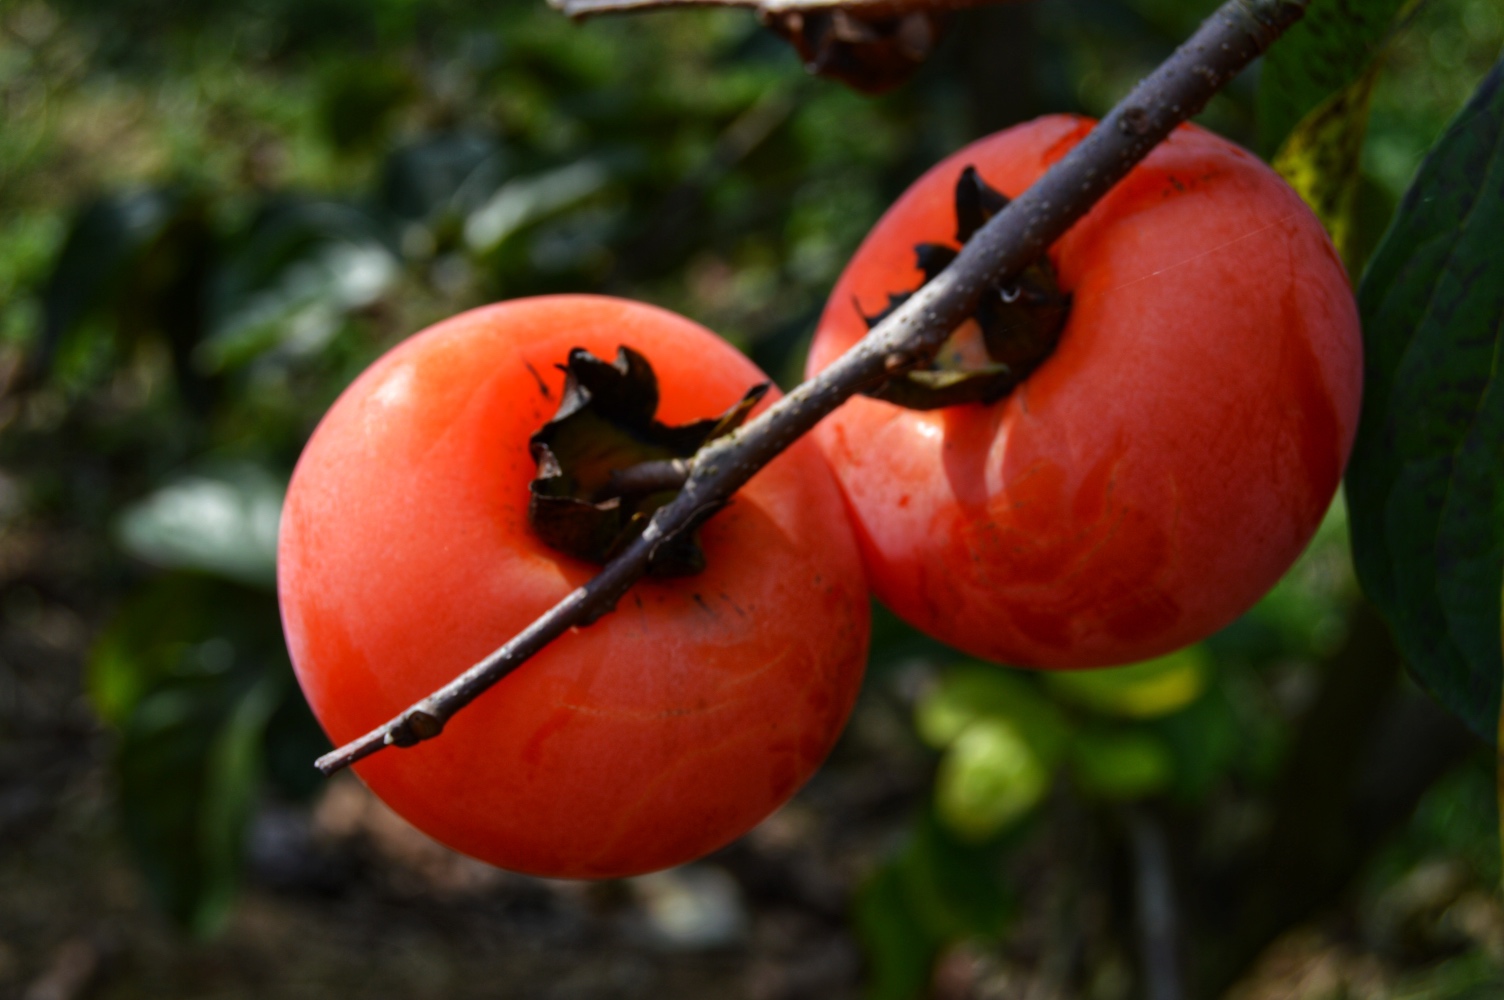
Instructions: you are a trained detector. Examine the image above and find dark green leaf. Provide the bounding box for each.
[895,814,1014,940]
[378,132,507,229]
[203,199,399,372]
[1070,729,1175,801]
[35,189,183,376]
[88,574,284,726]
[1256,0,1416,155]
[853,811,1016,1000]
[1345,59,1504,743]
[34,188,217,409]
[854,864,942,1000]
[119,656,283,935]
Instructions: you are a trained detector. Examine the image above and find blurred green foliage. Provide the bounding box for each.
[0,0,1500,993]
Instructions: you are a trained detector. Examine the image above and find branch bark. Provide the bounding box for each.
[315,0,1312,777]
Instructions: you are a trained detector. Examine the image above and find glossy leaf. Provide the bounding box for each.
[1345,59,1504,743]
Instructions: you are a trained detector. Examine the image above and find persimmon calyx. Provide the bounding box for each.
[861,165,1071,410]
[528,345,769,577]
[761,8,947,95]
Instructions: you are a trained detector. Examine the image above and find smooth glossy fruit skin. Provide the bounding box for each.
[280,296,870,878]
[806,115,1362,669]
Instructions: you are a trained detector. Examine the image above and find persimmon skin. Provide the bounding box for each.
[279,295,869,879]
[807,115,1362,669]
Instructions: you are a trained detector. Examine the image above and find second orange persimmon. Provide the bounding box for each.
[806,115,1363,669]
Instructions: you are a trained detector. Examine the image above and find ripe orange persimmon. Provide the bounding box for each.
[279,295,869,878]
[806,115,1362,669]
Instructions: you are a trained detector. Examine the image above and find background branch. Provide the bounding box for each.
[549,0,991,21]
[1125,806,1186,1000]
[315,0,1313,776]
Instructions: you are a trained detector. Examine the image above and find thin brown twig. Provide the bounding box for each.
[549,0,990,21]
[315,0,1312,776]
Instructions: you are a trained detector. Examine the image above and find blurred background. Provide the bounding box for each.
[0,0,1502,997]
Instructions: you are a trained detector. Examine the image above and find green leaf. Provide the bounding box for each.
[1257,0,1416,155]
[88,575,285,727]
[463,160,611,254]
[115,464,285,588]
[854,864,942,1000]
[1272,63,1381,266]
[1345,59,1504,743]
[895,814,1014,939]
[96,573,311,930]
[1152,679,1242,801]
[935,718,1051,839]
[914,664,1069,764]
[853,813,1016,1000]
[201,200,399,372]
[379,132,507,230]
[35,189,186,374]
[1043,646,1209,720]
[1070,729,1175,801]
[119,660,283,935]
[34,188,217,409]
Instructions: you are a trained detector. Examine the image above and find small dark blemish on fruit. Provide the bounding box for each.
[524,361,552,400]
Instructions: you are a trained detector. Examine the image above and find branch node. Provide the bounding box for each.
[387,710,445,747]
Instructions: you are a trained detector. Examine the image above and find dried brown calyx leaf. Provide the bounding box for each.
[761,8,946,95]
[862,165,1071,410]
[529,346,768,577]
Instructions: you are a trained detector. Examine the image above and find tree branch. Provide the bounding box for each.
[549,0,990,22]
[314,0,1312,777]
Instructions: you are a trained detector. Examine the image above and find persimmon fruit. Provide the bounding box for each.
[279,295,870,878]
[806,115,1363,669]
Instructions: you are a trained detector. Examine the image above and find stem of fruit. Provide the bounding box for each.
[314,0,1311,777]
